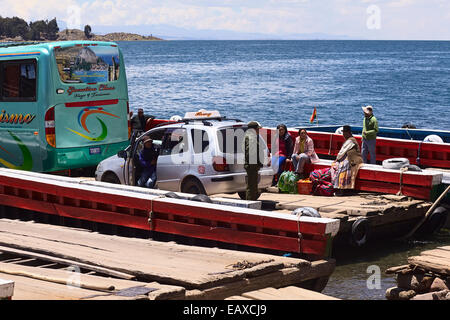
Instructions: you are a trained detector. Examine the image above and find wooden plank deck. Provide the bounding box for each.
[0,219,335,300]
[407,246,450,275]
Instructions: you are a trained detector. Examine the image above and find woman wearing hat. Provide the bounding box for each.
[361,105,379,164]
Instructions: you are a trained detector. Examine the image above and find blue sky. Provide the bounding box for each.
[2,0,450,40]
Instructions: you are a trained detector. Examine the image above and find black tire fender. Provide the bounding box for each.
[191,194,213,203]
[164,192,182,199]
[351,218,370,247]
[416,206,448,236]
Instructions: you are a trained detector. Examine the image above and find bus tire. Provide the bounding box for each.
[382,158,410,170]
[191,194,213,203]
[351,218,370,247]
[181,177,206,195]
[101,172,120,184]
[416,206,448,236]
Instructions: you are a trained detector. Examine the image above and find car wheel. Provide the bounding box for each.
[101,172,120,184]
[238,191,261,200]
[181,178,206,195]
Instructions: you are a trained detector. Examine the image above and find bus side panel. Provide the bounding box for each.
[0,56,44,172]
[54,98,128,148]
[0,115,43,172]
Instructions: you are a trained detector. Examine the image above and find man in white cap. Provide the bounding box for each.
[361,105,379,164]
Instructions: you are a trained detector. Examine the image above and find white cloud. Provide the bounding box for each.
[0,0,449,39]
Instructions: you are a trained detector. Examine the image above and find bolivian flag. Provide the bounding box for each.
[309,107,317,123]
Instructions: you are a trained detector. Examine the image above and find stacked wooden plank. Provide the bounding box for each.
[0,219,336,300]
[225,286,339,300]
[302,160,443,201]
[0,168,339,259]
[385,246,450,300]
[0,278,14,300]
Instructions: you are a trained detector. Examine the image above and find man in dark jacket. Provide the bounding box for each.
[243,121,264,200]
[137,137,159,188]
[131,108,153,134]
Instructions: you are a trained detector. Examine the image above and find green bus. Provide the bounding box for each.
[0,41,130,173]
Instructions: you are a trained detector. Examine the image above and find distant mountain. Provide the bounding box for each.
[92,24,357,41]
[57,29,163,41]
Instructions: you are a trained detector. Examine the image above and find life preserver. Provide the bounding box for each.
[382,158,410,170]
[292,207,321,218]
[351,218,370,247]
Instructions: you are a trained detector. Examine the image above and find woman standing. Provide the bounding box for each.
[330,125,364,195]
[292,128,320,178]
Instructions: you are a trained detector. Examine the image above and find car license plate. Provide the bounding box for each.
[89,147,101,155]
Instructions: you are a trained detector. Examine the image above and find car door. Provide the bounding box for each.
[156,127,190,191]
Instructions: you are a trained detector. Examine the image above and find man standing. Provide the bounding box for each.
[131,108,153,134]
[243,121,264,200]
[137,137,159,188]
[361,105,379,164]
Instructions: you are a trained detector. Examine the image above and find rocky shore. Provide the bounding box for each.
[0,29,163,42]
[385,246,450,300]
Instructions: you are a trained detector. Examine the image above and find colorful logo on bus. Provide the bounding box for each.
[67,107,119,141]
[0,131,33,171]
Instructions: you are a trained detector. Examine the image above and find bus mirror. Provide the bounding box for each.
[117,150,127,159]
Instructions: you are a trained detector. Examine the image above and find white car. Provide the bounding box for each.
[95,111,274,199]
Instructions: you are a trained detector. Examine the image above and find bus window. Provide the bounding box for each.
[0,60,36,101]
[55,45,120,84]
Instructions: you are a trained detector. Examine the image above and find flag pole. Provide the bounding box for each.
[316,106,319,126]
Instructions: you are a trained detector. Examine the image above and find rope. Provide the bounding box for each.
[396,167,408,196]
[416,141,423,166]
[295,212,303,254]
[148,194,166,231]
[328,134,333,155]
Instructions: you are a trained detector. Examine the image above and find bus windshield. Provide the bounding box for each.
[55,45,120,84]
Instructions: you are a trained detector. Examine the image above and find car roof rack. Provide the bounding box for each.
[152,117,243,129]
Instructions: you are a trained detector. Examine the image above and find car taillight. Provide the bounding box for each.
[127,101,131,139]
[45,106,56,148]
[212,156,229,172]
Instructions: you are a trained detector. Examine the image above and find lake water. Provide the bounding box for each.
[119,40,450,130]
[118,40,450,300]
